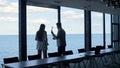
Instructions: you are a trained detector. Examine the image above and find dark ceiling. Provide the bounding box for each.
[27,0,120,15]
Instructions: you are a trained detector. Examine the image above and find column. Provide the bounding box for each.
[84,10,91,51]
[19,0,27,61]
[58,6,61,23]
[103,13,106,48]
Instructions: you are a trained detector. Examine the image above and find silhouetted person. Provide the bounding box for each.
[51,23,66,55]
[35,24,48,59]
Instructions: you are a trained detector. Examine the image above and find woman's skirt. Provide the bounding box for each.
[36,41,47,50]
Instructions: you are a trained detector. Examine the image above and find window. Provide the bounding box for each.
[0,0,18,65]
[105,14,111,48]
[27,6,57,55]
[61,7,84,53]
[91,11,103,47]
[27,6,85,55]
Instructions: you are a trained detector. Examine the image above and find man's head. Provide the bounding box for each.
[56,23,62,29]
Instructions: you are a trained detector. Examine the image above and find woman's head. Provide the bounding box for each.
[37,24,45,41]
[39,24,45,31]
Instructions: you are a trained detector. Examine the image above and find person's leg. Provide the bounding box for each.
[61,46,69,68]
[58,46,62,56]
[43,50,47,58]
[58,46,66,56]
[58,46,66,67]
[38,50,42,59]
[61,46,65,54]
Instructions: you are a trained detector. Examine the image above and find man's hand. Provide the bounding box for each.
[51,30,54,35]
[51,30,56,40]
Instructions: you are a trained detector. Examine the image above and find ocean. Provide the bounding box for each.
[0,34,111,66]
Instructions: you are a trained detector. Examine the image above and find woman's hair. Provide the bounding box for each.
[37,24,45,41]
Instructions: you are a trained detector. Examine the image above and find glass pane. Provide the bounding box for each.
[105,14,111,48]
[0,0,19,65]
[91,11,103,47]
[113,25,118,41]
[61,7,84,54]
[27,6,57,55]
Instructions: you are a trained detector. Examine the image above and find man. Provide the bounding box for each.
[51,23,66,55]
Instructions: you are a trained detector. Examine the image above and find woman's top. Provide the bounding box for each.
[35,31,48,50]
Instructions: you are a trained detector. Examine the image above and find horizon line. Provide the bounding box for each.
[0,33,111,35]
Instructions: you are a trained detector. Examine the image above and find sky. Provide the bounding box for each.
[0,0,111,35]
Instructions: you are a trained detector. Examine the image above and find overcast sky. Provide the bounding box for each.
[0,0,111,35]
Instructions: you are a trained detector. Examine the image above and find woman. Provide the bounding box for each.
[35,24,48,59]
